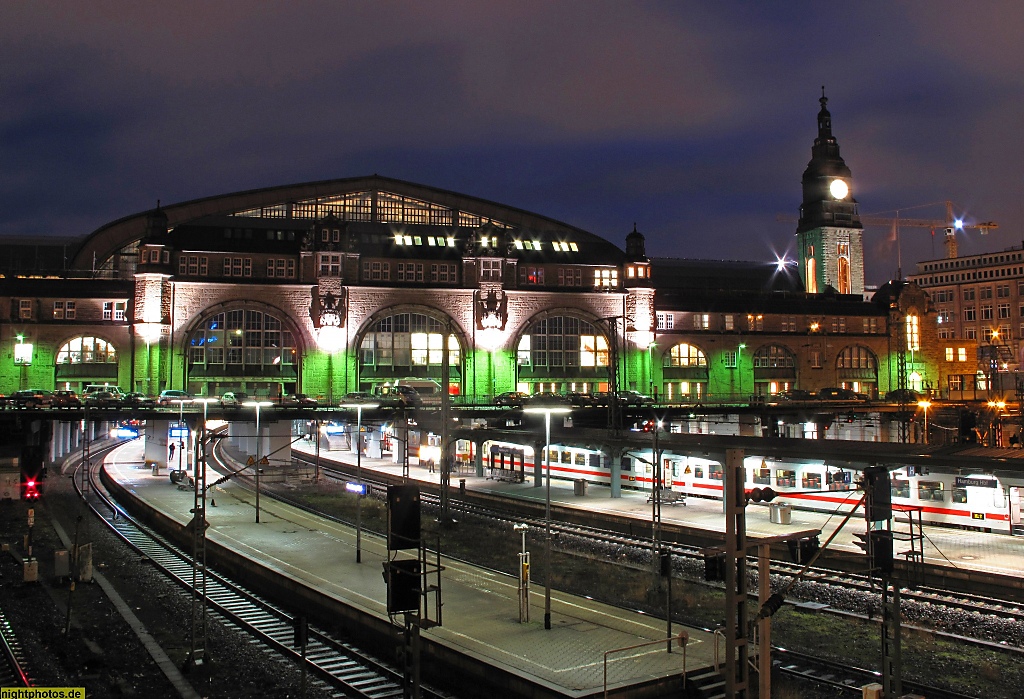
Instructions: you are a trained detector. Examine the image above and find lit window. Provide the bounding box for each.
[906,315,920,351]
[958,347,967,362]
[945,347,954,362]
[53,301,65,320]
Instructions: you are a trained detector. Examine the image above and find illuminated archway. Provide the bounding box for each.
[836,345,878,396]
[662,342,708,401]
[357,309,463,393]
[184,304,303,398]
[752,344,796,395]
[514,313,609,394]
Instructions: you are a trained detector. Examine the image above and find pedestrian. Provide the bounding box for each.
[168,442,175,461]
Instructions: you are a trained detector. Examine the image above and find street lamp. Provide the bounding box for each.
[243,400,273,523]
[917,399,932,444]
[342,401,379,563]
[524,405,570,630]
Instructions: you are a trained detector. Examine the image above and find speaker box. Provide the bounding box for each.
[387,484,421,550]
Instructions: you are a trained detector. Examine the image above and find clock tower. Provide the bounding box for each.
[796,89,863,296]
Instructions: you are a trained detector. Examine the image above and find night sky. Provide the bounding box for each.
[3,2,1022,285]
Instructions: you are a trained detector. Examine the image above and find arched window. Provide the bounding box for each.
[836,345,876,370]
[806,256,818,294]
[188,309,297,370]
[516,316,607,369]
[360,312,461,369]
[753,345,795,369]
[837,256,851,294]
[666,343,707,367]
[56,336,117,364]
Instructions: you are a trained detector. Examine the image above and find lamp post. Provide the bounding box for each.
[342,401,379,563]
[917,399,932,445]
[244,400,273,523]
[524,405,570,630]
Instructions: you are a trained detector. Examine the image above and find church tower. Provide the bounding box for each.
[796,89,864,296]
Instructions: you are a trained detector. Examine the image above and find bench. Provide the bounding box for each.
[648,489,686,506]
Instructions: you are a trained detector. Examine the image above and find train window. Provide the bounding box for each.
[694,466,704,479]
[548,448,558,463]
[575,453,585,466]
[561,450,571,464]
[589,453,601,469]
[918,480,945,502]
[754,468,771,485]
[952,486,967,504]
[709,463,723,480]
[802,472,822,489]
[776,469,796,487]
[891,480,910,498]
[621,456,632,472]
[668,460,679,477]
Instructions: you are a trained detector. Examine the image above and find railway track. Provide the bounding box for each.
[0,606,32,689]
[78,442,452,699]
[300,453,1024,631]
[284,449,1022,698]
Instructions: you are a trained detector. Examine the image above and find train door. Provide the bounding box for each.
[1010,487,1023,536]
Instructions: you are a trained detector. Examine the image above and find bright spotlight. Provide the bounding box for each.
[954,218,964,230]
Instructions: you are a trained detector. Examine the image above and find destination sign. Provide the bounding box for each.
[955,477,997,489]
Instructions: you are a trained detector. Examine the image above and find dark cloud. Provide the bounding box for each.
[1,1,1022,285]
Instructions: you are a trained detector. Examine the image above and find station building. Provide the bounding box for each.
[0,96,963,404]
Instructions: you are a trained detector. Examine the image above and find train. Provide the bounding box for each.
[461,437,1023,534]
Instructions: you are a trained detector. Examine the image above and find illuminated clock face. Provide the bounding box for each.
[829,178,849,199]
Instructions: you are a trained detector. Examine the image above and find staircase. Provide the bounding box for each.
[686,666,726,698]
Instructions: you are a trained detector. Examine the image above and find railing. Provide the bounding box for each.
[603,632,688,699]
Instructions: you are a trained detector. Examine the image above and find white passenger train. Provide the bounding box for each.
[469,439,1024,533]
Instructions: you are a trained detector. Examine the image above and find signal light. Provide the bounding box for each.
[853,529,893,574]
[861,466,892,521]
[745,487,777,504]
[703,551,726,582]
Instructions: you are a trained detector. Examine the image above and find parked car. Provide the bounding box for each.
[591,392,613,407]
[220,391,250,408]
[616,390,653,407]
[494,391,529,408]
[524,392,573,408]
[341,391,374,404]
[817,387,861,401]
[157,389,192,405]
[777,389,814,401]
[123,392,156,408]
[11,389,54,408]
[84,389,123,408]
[279,393,317,408]
[565,392,597,407]
[885,389,922,403]
[372,384,419,407]
[52,390,82,408]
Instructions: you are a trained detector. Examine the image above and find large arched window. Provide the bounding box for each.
[836,345,878,395]
[666,343,707,367]
[753,345,795,368]
[836,345,876,370]
[516,316,607,369]
[55,336,119,383]
[359,312,461,384]
[56,336,117,365]
[752,344,796,395]
[186,308,299,397]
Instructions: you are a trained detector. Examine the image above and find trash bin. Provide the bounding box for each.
[769,502,792,525]
[459,478,466,495]
[574,479,587,496]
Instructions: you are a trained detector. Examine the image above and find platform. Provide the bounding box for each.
[295,440,1024,580]
[102,441,713,699]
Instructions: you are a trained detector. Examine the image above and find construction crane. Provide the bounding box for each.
[778,200,998,277]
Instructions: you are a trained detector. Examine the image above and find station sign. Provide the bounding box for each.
[346,482,367,496]
[955,477,997,488]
